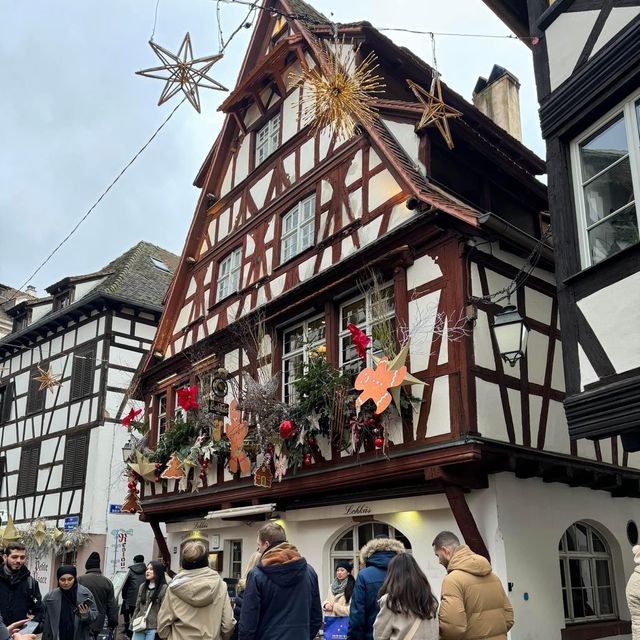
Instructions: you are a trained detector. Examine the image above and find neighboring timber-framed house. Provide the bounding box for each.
[133,2,640,637]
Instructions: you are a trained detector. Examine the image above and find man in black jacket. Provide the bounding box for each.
[0,543,44,626]
[120,555,146,637]
[78,552,118,638]
[238,523,322,640]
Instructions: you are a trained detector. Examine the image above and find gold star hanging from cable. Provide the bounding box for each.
[33,365,62,393]
[136,33,228,113]
[407,75,462,150]
[291,36,385,140]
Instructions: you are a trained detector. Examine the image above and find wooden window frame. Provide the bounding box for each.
[229,539,243,580]
[280,194,316,264]
[26,365,47,414]
[14,310,32,332]
[0,382,14,424]
[17,444,40,496]
[61,431,90,489]
[54,288,74,311]
[570,90,640,268]
[254,112,281,167]
[70,344,96,401]
[216,247,242,303]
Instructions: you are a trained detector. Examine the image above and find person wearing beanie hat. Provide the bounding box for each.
[626,545,640,639]
[78,553,118,638]
[157,539,235,640]
[42,565,97,640]
[122,556,147,637]
[323,562,355,618]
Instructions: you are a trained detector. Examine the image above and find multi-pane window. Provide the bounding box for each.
[70,344,96,400]
[61,432,89,489]
[572,95,640,267]
[281,195,315,263]
[26,365,47,414]
[282,316,326,404]
[331,522,412,573]
[255,114,280,166]
[17,444,40,496]
[157,394,168,437]
[54,290,73,310]
[339,285,395,377]
[559,522,617,623]
[216,248,242,302]
[230,540,243,579]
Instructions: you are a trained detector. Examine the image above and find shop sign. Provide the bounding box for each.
[344,503,372,515]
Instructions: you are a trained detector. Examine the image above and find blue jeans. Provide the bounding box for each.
[132,630,156,640]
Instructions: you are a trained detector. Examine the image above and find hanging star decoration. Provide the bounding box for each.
[292,35,385,140]
[407,75,462,150]
[128,450,158,483]
[33,365,62,393]
[355,341,425,414]
[136,33,228,113]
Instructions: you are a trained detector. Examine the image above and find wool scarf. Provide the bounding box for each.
[330,576,349,597]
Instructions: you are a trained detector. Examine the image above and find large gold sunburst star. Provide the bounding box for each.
[136,33,228,113]
[407,76,462,150]
[33,365,62,393]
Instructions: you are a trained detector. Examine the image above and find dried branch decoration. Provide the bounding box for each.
[292,36,385,140]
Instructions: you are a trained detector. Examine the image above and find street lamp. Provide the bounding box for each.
[122,439,135,463]
[492,305,528,367]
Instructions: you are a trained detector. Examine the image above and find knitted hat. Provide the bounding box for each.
[57,565,77,579]
[134,555,144,563]
[335,560,353,573]
[85,552,101,570]
[632,545,640,564]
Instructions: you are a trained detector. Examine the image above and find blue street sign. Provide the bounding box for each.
[64,516,79,531]
[109,504,122,514]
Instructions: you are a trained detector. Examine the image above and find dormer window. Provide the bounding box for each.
[14,311,31,332]
[255,113,280,166]
[54,290,73,311]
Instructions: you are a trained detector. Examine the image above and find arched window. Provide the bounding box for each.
[330,522,412,574]
[559,522,617,623]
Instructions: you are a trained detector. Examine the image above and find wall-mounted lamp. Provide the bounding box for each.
[492,305,528,367]
[122,439,135,463]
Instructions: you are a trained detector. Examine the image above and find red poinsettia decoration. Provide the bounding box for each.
[121,408,142,428]
[177,385,199,412]
[279,420,295,439]
[347,323,370,361]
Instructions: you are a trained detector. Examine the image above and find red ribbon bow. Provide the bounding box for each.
[121,408,142,428]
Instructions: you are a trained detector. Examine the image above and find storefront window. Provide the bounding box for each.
[330,522,412,573]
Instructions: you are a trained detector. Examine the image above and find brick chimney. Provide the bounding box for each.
[472,65,522,141]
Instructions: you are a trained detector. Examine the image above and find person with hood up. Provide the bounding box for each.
[238,523,322,640]
[156,539,234,640]
[121,556,146,637]
[77,552,118,638]
[347,536,405,640]
[625,544,640,639]
[432,531,514,640]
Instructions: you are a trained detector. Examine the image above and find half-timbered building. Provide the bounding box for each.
[133,2,640,638]
[0,241,177,592]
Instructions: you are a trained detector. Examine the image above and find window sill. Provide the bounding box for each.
[562,242,640,287]
[561,619,631,640]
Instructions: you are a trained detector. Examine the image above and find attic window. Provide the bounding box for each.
[14,310,31,332]
[151,257,170,272]
[54,290,73,311]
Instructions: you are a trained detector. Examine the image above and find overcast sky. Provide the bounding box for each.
[0,0,543,295]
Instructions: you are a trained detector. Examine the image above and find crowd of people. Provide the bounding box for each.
[2,529,640,640]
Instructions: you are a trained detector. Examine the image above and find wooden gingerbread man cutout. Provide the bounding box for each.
[225,399,250,474]
[354,358,407,414]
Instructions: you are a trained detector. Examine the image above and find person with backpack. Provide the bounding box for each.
[130,561,168,640]
[0,542,44,627]
[373,554,438,640]
[77,552,118,639]
[121,556,146,637]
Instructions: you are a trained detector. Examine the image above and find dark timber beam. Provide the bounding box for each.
[444,484,490,562]
[148,518,171,570]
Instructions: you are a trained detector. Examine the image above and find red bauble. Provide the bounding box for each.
[303,453,312,466]
[367,418,377,427]
[374,437,384,448]
[308,437,317,447]
[279,420,295,439]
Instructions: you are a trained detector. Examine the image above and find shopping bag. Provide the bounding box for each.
[323,616,349,640]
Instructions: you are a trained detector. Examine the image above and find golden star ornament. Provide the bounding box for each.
[407,76,462,150]
[33,365,62,393]
[136,33,228,113]
[128,450,158,483]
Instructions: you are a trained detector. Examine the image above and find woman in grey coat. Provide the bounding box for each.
[42,566,98,640]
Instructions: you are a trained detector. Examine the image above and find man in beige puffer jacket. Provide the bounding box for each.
[432,531,514,640]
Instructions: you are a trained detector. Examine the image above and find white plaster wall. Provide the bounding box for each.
[591,7,640,57]
[577,272,640,378]
[75,277,107,300]
[235,135,252,185]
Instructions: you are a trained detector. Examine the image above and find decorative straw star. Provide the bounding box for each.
[407,76,462,150]
[33,365,62,393]
[292,36,385,140]
[136,33,228,113]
